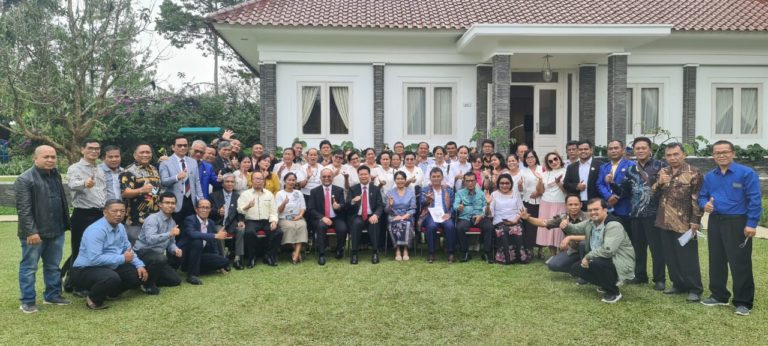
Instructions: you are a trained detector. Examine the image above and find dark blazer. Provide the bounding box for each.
[346,183,384,219]
[563,157,602,201]
[212,156,233,175]
[210,189,243,232]
[309,184,346,222]
[177,214,221,255]
[15,167,71,238]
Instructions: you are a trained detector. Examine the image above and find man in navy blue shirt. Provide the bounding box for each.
[698,140,761,316]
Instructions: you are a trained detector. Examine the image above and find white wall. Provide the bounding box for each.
[697,66,768,147]
[276,63,374,149]
[383,65,477,148]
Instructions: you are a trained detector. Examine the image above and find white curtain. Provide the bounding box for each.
[331,87,350,133]
[433,87,452,135]
[626,88,634,134]
[715,88,734,134]
[741,88,758,134]
[301,86,319,126]
[407,87,426,135]
[641,88,659,133]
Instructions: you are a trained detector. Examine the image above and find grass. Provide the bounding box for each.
[0,222,766,345]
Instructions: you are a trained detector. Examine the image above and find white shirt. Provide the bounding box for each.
[422,161,451,187]
[300,163,323,195]
[520,165,544,204]
[372,166,396,200]
[197,216,208,247]
[449,161,472,191]
[275,189,306,220]
[541,168,566,203]
[578,157,593,201]
[398,166,423,190]
[273,161,304,189]
[356,183,373,216]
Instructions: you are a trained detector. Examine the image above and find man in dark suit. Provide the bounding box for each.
[177,199,230,285]
[347,166,384,264]
[309,168,348,265]
[563,140,602,210]
[210,174,245,269]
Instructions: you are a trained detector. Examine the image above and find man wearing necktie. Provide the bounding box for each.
[347,166,384,264]
[210,174,246,269]
[160,136,204,227]
[309,168,348,265]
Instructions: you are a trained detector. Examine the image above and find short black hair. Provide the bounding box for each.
[101,145,120,159]
[632,137,652,148]
[172,135,188,146]
[319,140,332,149]
[104,199,125,209]
[587,197,607,209]
[608,139,624,148]
[664,142,685,152]
[564,194,582,203]
[195,198,211,208]
[712,140,734,152]
[432,146,446,155]
[481,139,495,147]
[159,192,177,204]
[566,140,579,148]
[357,165,370,174]
[394,171,407,180]
[577,139,593,148]
[429,167,443,177]
[445,141,457,148]
[463,171,476,179]
[134,142,152,153]
[82,138,100,147]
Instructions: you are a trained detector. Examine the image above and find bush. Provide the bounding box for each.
[0,156,70,175]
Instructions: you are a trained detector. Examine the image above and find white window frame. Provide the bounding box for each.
[297,82,353,139]
[402,83,457,140]
[626,83,663,136]
[711,83,762,138]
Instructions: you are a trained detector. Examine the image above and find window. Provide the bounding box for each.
[626,85,661,135]
[405,84,455,137]
[712,84,761,136]
[299,83,350,136]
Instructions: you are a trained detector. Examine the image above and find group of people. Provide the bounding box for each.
[15,133,760,315]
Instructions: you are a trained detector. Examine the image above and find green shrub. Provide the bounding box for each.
[0,156,70,175]
[761,198,768,228]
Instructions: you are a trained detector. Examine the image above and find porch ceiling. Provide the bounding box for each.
[458,24,673,61]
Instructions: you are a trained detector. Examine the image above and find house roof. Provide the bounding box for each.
[207,0,768,32]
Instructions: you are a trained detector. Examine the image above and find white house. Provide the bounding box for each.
[206,0,768,155]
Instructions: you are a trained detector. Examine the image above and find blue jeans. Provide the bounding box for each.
[19,234,65,304]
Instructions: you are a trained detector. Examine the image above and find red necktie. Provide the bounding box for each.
[361,185,368,222]
[324,187,331,218]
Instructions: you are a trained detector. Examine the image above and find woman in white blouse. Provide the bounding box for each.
[449,145,472,191]
[390,152,402,170]
[423,146,451,188]
[485,173,529,264]
[275,173,308,264]
[373,151,396,199]
[362,148,379,170]
[299,148,323,199]
[233,156,252,193]
[535,152,567,259]
[398,151,423,191]
[520,149,545,259]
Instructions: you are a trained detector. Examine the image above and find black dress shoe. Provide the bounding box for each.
[351,254,359,265]
[233,260,244,270]
[318,255,326,266]
[460,252,470,262]
[653,281,666,291]
[372,253,379,264]
[246,258,256,268]
[186,276,203,285]
[335,249,344,259]
[266,256,277,267]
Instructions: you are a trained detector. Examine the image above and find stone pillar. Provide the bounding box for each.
[578,64,597,143]
[682,64,698,144]
[373,63,385,151]
[492,55,511,154]
[607,53,629,142]
[259,62,277,152]
[476,65,492,145]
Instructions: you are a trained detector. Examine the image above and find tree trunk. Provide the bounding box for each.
[213,35,219,96]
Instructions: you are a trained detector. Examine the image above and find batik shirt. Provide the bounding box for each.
[653,163,703,233]
[612,158,665,218]
[120,163,161,226]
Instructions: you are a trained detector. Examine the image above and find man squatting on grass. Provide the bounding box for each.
[12,135,762,312]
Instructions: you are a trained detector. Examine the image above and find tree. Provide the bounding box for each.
[155,0,253,95]
[0,0,155,163]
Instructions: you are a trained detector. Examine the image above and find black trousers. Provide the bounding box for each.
[548,242,586,273]
[629,217,666,283]
[660,229,703,294]
[172,196,195,228]
[522,203,539,249]
[350,216,380,255]
[62,208,102,282]
[244,220,284,259]
[135,249,181,287]
[183,239,229,276]
[456,217,492,254]
[70,264,141,305]
[570,257,620,295]
[314,217,348,255]
[707,214,754,309]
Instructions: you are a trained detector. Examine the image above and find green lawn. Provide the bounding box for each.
[0,223,765,345]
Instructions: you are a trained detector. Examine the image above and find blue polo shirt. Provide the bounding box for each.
[698,162,762,228]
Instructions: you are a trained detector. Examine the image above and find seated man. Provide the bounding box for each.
[71,199,149,310]
[521,194,587,275]
[309,168,348,265]
[210,174,245,269]
[133,192,183,294]
[420,167,455,263]
[561,198,636,304]
[238,172,282,268]
[178,199,230,285]
[453,172,491,263]
[347,165,383,265]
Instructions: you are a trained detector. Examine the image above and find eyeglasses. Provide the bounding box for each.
[351,157,360,161]
[548,158,560,164]
[193,150,204,155]
[713,151,732,157]
[176,144,188,148]
[405,158,415,161]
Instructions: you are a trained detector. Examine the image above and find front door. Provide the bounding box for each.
[532,85,564,156]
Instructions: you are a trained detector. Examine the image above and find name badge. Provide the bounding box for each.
[732,182,743,189]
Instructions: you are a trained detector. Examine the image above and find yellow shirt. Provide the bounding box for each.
[264,173,280,195]
[237,188,278,223]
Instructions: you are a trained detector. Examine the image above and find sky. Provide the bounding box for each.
[138,0,218,89]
